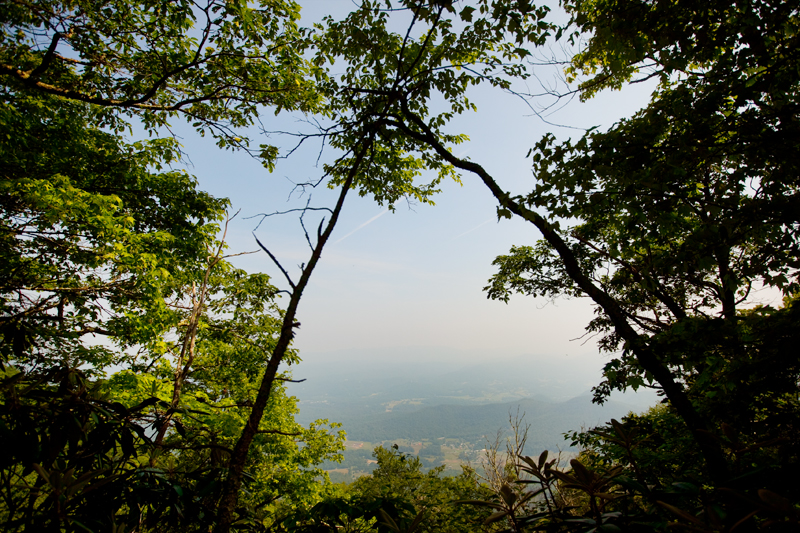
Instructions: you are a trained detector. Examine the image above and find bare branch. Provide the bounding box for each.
[221,250,259,259]
[275,377,306,383]
[253,233,296,291]
[298,198,316,251]
[246,206,334,232]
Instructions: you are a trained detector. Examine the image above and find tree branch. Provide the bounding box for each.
[253,234,296,291]
[391,100,730,484]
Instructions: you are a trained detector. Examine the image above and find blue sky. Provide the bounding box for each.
[171,1,659,374]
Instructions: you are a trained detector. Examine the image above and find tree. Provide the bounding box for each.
[481,0,800,486]
[0,91,225,375]
[13,0,798,529]
[0,3,352,525]
[3,1,553,529]
[330,0,799,488]
[0,0,323,385]
[285,446,492,533]
[0,89,345,531]
[215,3,559,530]
[0,2,346,530]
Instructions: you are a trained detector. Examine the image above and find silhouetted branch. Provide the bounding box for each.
[247,206,334,231]
[253,234,296,290]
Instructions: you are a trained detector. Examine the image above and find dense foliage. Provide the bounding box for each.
[0,2,346,531]
[2,0,799,531]
[0,0,319,154]
[280,445,492,533]
[0,88,346,532]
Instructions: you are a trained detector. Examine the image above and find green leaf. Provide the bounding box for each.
[460,6,476,22]
[484,510,510,525]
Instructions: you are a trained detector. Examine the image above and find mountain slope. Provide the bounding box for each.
[342,394,640,451]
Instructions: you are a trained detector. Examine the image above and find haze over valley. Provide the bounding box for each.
[288,347,658,480]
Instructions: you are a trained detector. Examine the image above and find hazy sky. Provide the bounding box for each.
[170,1,658,370]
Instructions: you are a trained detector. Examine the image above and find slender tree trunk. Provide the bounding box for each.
[152,227,227,456]
[214,139,371,531]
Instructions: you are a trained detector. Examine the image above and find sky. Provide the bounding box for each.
[168,1,660,373]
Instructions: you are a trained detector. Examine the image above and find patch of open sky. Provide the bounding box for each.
[123,2,659,400]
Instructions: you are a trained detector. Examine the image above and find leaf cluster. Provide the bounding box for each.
[304,0,554,209]
[0,0,321,156]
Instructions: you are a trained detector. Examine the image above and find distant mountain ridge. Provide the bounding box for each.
[340,393,641,451]
[287,347,658,450]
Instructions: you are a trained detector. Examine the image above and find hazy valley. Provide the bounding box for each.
[287,347,659,480]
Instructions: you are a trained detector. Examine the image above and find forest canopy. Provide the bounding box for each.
[1,0,799,532]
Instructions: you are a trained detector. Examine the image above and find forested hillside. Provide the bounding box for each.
[340,395,635,444]
[289,348,656,424]
[2,1,799,532]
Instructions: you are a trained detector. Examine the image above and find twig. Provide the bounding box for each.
[253,234,296,290]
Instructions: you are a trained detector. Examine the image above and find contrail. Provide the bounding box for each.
[453,217,493,239]
[334,209,389,243]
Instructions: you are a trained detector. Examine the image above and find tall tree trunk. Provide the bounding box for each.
[214,138,372,532]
